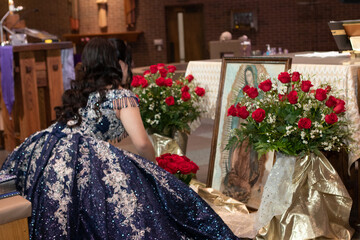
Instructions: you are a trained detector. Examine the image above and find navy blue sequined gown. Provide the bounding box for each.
[0,89,238,240]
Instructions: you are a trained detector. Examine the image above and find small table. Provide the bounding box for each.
[185,52,360,224]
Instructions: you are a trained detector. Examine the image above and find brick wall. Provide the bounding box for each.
[132,0,360,67]
[78,0,126,33]
[10,0,72,40]
[2,0,360,67]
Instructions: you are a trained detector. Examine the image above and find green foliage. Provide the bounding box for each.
[226,72,352,157]
[132,65,205,138]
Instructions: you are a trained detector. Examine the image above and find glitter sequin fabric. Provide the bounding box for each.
[0,89,238,240]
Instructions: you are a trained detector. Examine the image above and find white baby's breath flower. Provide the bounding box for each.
[301,131,306,138]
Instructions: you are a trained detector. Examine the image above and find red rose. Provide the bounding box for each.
[181,91,191,101]
[182,156,191,162]
[167,65,176,73]
[236,105,249,119]
[143,70,151,77]
[315,89,327,101]
[178,162,193,174]
[167,161,179,173]
[325,96,337,108]
[325,85,331,93]
[227,105,237,117]
[301,80,313,92]
[325,113,338,124]
[159,68,168,78]
[150,65,158,74]
[131,76,140,87]
[176,80,183,86]
[164,78,173,87]
[279,94,286,101]
[334,103,346,114]
[135,94,140,103]
[278,72,291,84]
[156,77,165,86]
[181,85,189,92]
[243,85,250,93]
[252,108,266,123]
[298,118,312,129]
[246,87,259,99]
[164,167,177,174]
[292,72,301,82]
[157,63,165,69]
[194,87,205,96]
[287,90,298,104]
[190,161,199,174]
[259,79,272,92]
[165,96,175,106]
[185,74,194,83]
[140,77,148,88]
[336,98,345,106]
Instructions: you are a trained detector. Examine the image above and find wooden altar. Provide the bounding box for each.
[0,42,73,151]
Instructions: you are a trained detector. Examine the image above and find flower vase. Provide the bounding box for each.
[255,152,353,240]
[150,131,188,157]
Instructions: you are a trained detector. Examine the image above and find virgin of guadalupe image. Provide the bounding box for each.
[220,64,269,208]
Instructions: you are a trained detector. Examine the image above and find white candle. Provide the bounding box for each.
[9,0,15,12]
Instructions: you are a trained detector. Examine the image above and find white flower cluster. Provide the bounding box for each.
[300,131,308,144]
[278,85,288,95]
[284,125,296,136]
[146,117,159,125]
[149,103,155,111]
[302,100,313,112]
[310,122,323,139]
[266,114,276,124]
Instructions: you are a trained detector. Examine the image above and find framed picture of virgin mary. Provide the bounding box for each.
[207,57,292,210]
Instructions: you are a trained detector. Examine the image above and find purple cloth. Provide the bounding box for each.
[0,45,14,115]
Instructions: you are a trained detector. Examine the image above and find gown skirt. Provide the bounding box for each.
[0,123,238,240]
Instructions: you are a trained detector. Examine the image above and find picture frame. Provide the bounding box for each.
[206,57,292,210]
[231,10,258,31]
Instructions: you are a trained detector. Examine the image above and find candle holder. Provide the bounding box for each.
[0,6,23,45]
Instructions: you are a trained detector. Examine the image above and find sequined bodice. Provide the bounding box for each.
[77,88,138,142]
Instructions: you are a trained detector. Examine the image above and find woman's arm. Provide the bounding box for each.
[115,100,156,163]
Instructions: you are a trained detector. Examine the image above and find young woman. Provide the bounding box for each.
[0,38,238,240]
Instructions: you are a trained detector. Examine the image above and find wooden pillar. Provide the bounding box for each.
[46,50,64,121]
[18,51,40,141]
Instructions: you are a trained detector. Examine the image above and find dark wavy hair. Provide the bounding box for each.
[108,38,133,89]
[55,38,123,126]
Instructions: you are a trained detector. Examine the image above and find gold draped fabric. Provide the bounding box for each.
[190,180,257,238]
[256,152,354,240]
[150,133,184,157]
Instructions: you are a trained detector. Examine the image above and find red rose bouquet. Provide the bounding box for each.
[226,71,352,156]
[156,153,199,185]
[131,64,206,137]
